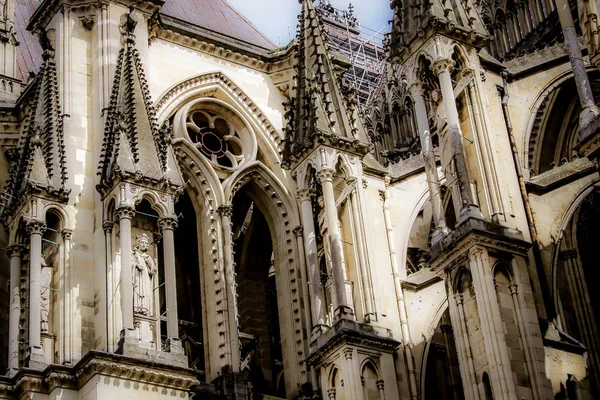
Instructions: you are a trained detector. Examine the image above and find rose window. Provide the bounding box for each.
[186,110,245,170]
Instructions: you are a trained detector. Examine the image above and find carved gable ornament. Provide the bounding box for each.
[0,32,68,221]
[97,13,184,198]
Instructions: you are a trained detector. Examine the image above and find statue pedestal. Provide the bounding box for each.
[117,328,188,368]
[26,345,48,370]
[134,314,156,349]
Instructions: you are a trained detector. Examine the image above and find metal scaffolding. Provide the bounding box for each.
[315,1,387,112]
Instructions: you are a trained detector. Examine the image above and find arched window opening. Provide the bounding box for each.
[362,361,381,400]
[41,210,63,363]
[406,200,434,276]
[233,188,286,398]
[483,372,494,400]
[424,309,464,400]
[556,189,600,396]
[529,71,600,176]
[174,192,204,373]
[331,367,344,400]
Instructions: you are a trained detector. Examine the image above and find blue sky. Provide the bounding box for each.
[226,0,393,46]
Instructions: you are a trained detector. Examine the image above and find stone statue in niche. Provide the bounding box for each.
[40,256,52,333]
[431,89,447,135]
[132,233,156,316]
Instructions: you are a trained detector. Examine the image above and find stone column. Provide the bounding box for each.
[342,348,360,400]
[469,247,517,400]
[317,168,353,320]
[61,229,72,364]
[431,58,483,224]
[218,204,241,372]
[555,0,599,136]
[7,244,24,376]
[452,292,479,400]
[26,220,46,367]
[158,216,184,354]
[116,206,135,338]
[297,188,328,335]
[376,380,385,400]
[410,82,449,241]
[103,221,115,353]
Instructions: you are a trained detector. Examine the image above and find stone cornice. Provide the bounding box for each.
[0,351,202,398]
[430,217,530,274]
[156,17,295,74]
[306,319,399,367]
[27,0,162,32]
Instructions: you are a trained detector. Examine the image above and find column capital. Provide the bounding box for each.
[316,168,334,184]
[440,323,453,334]
[296,187,315,202]
[508,283,519,295]
[61,229,73,241]
[217,204,233,218]
[102,220,115,233]
[115,205,135,220]
[26,220,47,236]
[454,292,464,305]
[327,389,336,400]
[158,217,178,231]
[430,58,456,77]
[408,81,425,97]
[292,226,303,237]
[343,347,353,360]
[560,248,578,260]
[376,379,385,390]
[6,244,25,258]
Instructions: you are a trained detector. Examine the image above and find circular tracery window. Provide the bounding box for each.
[186,110,245,170]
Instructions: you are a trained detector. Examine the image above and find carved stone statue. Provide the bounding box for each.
[132,233,156,316]
[40,256,52,333]
[579,0,600,60]
[431,89,447,135]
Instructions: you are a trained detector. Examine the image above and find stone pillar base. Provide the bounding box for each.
[27,345,47,370]
[165,337,185,355]
[117,329,188,368]
[311,324,329,341]
[457,205,483,226]
[334,305,354,321]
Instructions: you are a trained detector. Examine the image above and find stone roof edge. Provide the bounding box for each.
[27,0,163,31]
[156,16,295,73]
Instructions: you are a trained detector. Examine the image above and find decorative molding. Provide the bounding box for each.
[155,72,283,154]
[0,351,201,398]
[216,204,233,218]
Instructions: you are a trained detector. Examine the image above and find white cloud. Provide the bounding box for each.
[225,0,392,46]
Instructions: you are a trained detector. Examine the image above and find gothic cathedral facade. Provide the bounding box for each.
[0,0,598,399]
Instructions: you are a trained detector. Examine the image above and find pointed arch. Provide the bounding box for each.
[155,72,283,170]
[224,161,306,394]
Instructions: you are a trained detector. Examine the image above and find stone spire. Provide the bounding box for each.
[0,0,19,102]
[1,32,68,221]
[282,0,370,169]
[97,13,183,198]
